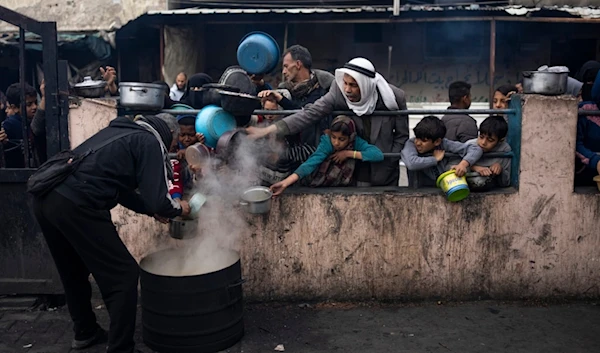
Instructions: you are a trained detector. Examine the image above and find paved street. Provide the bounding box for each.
[1,299,599,353]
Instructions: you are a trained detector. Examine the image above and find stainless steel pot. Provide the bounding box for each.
[169,217,198,239]
[240,186,272,214]
[522,71,568,95]
[119,82,165,110]
[73,76,106,98]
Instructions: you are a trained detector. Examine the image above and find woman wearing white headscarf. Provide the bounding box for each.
[247,57,409,186]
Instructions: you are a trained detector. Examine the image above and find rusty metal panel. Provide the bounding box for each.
[0,184,62,294]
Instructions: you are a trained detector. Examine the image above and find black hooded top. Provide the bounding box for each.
[54,116,182,218]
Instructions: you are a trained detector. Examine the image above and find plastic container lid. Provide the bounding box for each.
[75,76,105,88]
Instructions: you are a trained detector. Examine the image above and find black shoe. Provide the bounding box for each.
[71,327,108,350]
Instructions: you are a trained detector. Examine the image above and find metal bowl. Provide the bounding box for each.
[522,71,568,95]
[465,172,494,191]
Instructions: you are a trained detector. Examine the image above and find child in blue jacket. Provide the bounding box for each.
[270,115,383,195]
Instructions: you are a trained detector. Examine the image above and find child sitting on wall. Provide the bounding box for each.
[401,116,483,184]
[269,116,383,195]
[467,115,512,187]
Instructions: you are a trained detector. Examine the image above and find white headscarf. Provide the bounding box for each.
[334,57,399,116]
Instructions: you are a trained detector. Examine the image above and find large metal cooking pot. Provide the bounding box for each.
[139,247,244,353]
[119,82,165,110]
[73,76,106,98]
[240,186,272,214]
[522,71,568,95]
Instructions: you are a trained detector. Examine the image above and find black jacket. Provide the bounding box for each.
[55,116,182,218]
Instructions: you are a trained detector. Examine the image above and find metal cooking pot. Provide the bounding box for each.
[119,82,165,110]
[168,217,198,240]
[522,71,568,95]
[201,83,240,107]
[73,76,106,98]
[219,90,261,117]
[240,186,272,214]
[216,129,248,162]
[465,172,494,192]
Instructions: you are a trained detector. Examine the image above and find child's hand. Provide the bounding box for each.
[270,180,289,196]
[196,133,205,145]
[451,160,469,177]
[0,129,7,144]
[189,164,202,176]
[177,149,187,160]
[472,165,492,176]
[489,163,502,175]
[331,150,350,164]
[433,149,445,162]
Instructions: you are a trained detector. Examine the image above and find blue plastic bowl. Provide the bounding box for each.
[195,105,237,149]
[237,31,281,75]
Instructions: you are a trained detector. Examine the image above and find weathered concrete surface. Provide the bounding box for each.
[1,299,600,353]
[0,0,167,32]
[240,95,600,301]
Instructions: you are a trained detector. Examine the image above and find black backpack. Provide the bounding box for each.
[27,130,137,197]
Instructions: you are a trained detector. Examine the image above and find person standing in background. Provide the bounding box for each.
[170,72,188,101]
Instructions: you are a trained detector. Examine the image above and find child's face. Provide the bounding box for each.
[262,100,279,121]
[493,91,509,110]
[330,131,350,151]
[414,137,441,154]
[477,133,501,152]
[10,96,37,119]
[179,125,198,148]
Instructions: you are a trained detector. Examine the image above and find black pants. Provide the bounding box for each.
[33,190,139,353]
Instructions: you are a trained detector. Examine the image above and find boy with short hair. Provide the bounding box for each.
[1,82,41,167]
[441,81,478,143]
[401,116,483,184]
[169,115,201,201]
[467,115,512,187]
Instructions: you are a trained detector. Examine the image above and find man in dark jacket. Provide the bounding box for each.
[32,115,190,353]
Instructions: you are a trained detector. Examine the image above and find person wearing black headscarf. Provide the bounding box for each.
[180,73,213,108]
[31,114,190,353]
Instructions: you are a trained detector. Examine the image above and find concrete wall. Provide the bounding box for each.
[66,95,600,301]
[239,95,600,301]
[0,0,167,32]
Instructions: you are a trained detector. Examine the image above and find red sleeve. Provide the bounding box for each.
[168,158,183,199]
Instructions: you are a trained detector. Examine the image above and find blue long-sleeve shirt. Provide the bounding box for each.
[294,135,384,179]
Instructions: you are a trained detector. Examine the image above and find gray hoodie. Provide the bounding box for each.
[401,138,483,182]
[466,139,512,187]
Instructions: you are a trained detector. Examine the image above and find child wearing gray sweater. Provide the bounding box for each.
[401,116,483,183]
[466,115,512,187]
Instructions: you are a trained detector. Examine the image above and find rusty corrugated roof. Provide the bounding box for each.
[147,4,600,18]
